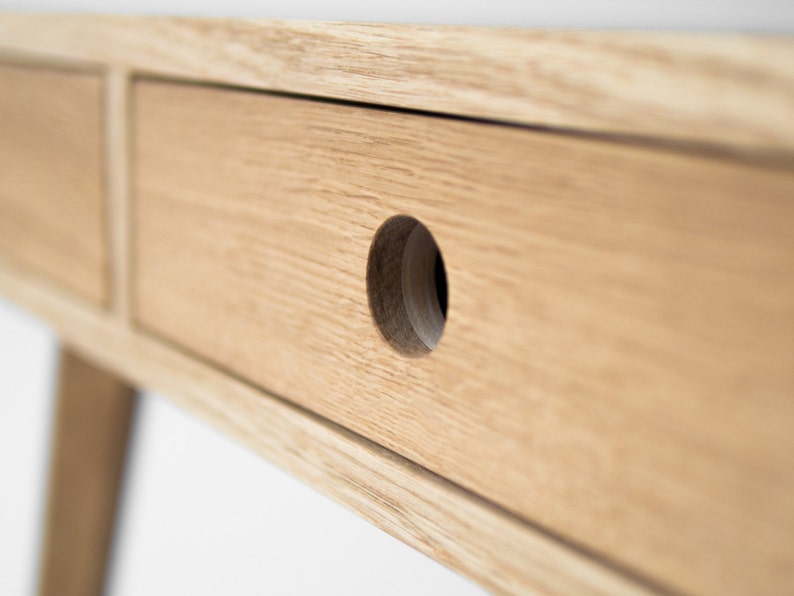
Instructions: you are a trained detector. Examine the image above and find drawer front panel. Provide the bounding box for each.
[133,80,794,595]
[0,63,106,304]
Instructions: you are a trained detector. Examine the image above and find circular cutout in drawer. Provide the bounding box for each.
[367,215,447,357]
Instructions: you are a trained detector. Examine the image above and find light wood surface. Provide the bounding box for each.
[0,15,793,152]
[2,18,793,596]
[0,62,106,305]
[0,261,651,596]
[133,81,794,596]
[38,348,136,596]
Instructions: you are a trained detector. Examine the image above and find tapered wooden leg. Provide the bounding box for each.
[37,348,137,596]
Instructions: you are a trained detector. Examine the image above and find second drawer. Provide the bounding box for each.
[0,63,106,304]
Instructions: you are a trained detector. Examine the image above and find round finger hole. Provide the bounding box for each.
[366,215,448,357]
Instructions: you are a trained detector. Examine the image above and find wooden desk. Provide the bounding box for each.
[1,15,793,595]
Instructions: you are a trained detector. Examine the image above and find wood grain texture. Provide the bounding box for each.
[0,261,651,596]
[0,63,106,305]
[133,81,794,596]
[38,348,136,596]
[0,15,793,152]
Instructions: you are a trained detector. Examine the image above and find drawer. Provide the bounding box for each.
[133,80,794,595]
[0,63,106,305]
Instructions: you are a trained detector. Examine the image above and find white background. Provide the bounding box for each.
[1,0,794,30]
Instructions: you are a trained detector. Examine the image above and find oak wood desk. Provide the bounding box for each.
[1,15,793,595]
